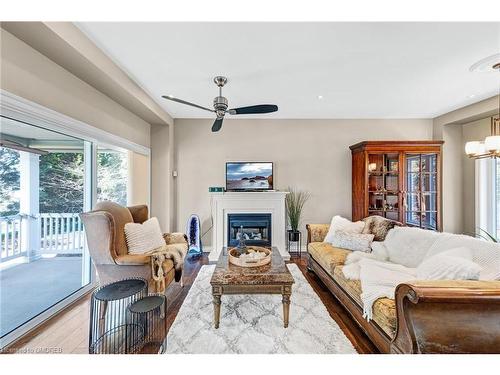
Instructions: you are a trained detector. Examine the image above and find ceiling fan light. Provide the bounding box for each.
[485,136,500,152]
[465,141,481,156]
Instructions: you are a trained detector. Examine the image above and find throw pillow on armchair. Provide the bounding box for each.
[124,217,165,254]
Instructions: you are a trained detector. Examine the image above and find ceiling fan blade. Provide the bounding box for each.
[228,104,278,115]
[161,95,214,113]
[211,118,224,132]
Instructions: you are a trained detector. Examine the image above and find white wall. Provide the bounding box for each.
[174,118,433,247]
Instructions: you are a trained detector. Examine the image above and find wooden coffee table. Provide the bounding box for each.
[210,247,294,328]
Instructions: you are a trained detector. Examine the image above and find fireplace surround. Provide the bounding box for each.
[209,191,289,261]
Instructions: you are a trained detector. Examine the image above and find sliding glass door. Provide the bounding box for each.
[0,117,92,340]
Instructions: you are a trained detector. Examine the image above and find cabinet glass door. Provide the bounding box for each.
[405,153,438,230]
[367,153,401,222]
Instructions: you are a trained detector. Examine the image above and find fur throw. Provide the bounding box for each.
[362,215,402,241]
[149,243,187,292]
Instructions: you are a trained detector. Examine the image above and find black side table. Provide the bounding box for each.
[286,231,302,257]
[89,278,148,354]
[129,294,167,353]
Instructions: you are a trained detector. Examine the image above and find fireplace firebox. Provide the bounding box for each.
[227,213,271,247]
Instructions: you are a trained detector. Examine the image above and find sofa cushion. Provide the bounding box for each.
[308,242,351,274]
[324,216,365,243]
[95,201,134,257]
[331,230,374,252]
[333,266,397,338]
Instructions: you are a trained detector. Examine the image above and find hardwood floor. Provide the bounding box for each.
[3,254,377,354]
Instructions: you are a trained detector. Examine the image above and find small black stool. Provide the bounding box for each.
[128,295,167,353]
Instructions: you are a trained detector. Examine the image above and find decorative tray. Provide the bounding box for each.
[228,246,271,268]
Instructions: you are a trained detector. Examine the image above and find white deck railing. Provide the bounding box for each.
[0,213,85,262]
[0,215,22,261]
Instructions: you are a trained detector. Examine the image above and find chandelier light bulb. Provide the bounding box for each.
[465,141,481,156]
[484,135,500,152]
[476,142,487,156]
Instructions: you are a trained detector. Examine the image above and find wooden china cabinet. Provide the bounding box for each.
[350,141,444,231]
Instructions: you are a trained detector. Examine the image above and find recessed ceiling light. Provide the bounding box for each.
[470,53,500,73]
[317,95,324,100]
[467,94,476,99]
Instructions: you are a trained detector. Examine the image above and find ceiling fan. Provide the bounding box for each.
[162,76,278,132]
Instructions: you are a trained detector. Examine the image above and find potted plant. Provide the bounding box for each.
[285,187,310,242]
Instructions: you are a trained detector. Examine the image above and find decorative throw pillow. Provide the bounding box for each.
[416,247,481,280]
[362,215,402,242]
[124,217,165,254]
[324,215,365,243]
[330,230,375,253]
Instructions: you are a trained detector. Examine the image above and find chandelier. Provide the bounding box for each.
[465,58,500,159]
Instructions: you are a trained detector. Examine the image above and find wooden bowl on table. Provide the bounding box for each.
[228,246,271,268]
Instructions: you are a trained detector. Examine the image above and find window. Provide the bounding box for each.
[475,158,497,240]
[0,117,91,340]
[97,146,128,206]
[0,93,150,348]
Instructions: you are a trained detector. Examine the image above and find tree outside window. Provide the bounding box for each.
[97,150,128,206]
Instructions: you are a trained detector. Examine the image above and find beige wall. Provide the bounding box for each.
[127,151,150,207]
[462,117,492,235]
[174,118,433,247]
[0,29,173,219]
[150,123,175,232]
[442,124,464,233]
[433,96,498,233]
[0,28,151,148]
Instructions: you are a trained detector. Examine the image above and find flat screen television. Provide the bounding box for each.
[226,162,273,191]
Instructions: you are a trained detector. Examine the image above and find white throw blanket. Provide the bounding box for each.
[344,256,416,320]
[341,226,500,321]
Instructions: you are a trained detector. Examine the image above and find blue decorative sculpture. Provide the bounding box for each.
[186,214,202,258]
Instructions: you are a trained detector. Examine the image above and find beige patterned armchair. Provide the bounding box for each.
[80,201,188,293]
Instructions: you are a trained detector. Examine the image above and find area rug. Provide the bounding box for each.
[164,264,357,354]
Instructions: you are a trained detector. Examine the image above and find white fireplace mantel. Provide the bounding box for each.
[209,191,289,261]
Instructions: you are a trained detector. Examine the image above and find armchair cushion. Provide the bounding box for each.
[308,242,351,274]
[115,254,150,265]
[95,201,134,257]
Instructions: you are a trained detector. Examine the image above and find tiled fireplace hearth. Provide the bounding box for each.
[209,191,289,261]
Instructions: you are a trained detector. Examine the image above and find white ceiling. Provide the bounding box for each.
[77,22,500,119]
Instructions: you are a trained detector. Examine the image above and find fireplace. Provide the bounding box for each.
[227,213,272,247]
